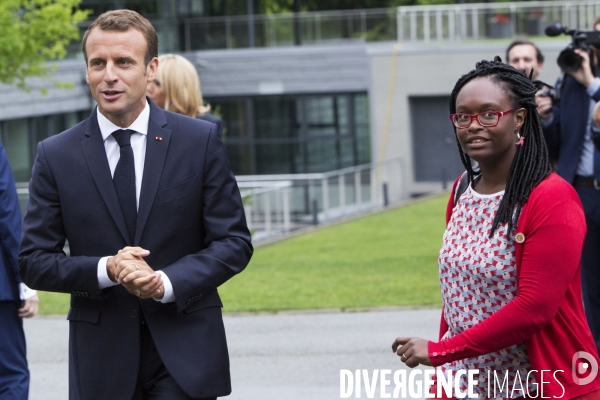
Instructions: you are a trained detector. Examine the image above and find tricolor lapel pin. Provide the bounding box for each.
[155,136,162,141]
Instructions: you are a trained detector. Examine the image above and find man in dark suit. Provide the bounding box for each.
[0,142,39,399]
[540,16,600,354]
[18,9,252,400]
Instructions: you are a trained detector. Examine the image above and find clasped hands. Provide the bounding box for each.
[107,247,164,300]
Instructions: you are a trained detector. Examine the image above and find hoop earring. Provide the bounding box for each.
[516,132,524,146]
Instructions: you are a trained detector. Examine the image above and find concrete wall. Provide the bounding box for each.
[0,59,92,121]
[367,40,566,196]
[192,44,371,97]
[0,44,371,120]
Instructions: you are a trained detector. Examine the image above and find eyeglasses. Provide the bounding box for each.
[449,108,517,129]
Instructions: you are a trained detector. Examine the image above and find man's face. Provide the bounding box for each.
[507,44,542,80]
[85,27,158,127]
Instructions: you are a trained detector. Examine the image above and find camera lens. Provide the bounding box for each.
[557,48,582,72]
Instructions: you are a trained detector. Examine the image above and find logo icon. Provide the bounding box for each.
[572,351,599,385]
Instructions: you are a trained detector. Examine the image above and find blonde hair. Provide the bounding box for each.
[156,54,210,117]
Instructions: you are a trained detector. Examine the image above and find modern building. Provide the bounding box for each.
[1,0,593,200]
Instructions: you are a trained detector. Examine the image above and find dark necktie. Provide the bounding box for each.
[112,129,137,243]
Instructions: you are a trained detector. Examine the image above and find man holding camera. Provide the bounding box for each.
[506,39,545,80]
[540,16,600,354]
[506,39,555,122]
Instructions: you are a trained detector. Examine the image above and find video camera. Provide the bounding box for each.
[545,22,600,73]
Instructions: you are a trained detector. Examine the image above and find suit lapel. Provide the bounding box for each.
[135,103,172,245]
[81,110,131,243]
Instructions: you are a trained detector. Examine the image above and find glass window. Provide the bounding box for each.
[305,95,348,137]
[354,94,370,128]
[65,112,81,130]
[339,138,355,168]
[31,116,48,147]
[356,128,371,164]
[212,100,248,140]
[81,0,163,18]
[3,119,31,182]
[337,96,349,135]
[254,96,298,139]
[178,0,204,15]
[305,139,338,172]
[354,94,371,164]
[256,143,301,174]
[224,143,254,175]
[206,92,370,175]
[48,114,65,137]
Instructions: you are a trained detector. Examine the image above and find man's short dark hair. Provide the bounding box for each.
[82,9,158,66]
[506,39,544,64]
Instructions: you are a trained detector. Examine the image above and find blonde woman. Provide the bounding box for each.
[147,54,223,136]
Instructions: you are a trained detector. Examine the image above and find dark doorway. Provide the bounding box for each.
[410,96,464,184]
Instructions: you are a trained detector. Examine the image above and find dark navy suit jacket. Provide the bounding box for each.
[19,100,253,399]
[0,142,22,303]
[543,74,600,183]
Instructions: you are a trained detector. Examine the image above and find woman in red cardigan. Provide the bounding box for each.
[392,58,600,399]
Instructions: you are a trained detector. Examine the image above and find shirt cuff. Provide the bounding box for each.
[587,77,600,96]
[98,256,119,289]
[154,271,175,303]
[19,283,37,300]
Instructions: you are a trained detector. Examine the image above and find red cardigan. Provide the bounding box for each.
[428,172,600,399]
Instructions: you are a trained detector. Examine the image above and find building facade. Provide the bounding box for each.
[0,1,571,199]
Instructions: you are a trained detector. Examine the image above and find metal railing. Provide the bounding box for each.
[176,0,600,51]
[63,1,600,55]
[182,7,397,51]
[397,1,600,42]
[15,159,403,244]
[237,158,404,243]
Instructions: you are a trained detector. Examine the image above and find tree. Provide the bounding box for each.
[0,0,89,91]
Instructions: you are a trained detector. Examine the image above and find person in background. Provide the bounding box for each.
[392,58,600,399]
[506,39,544,80]
[0,142,38,399]
[506,39,553,124]
[540,15,600,355]
[147,54,224,137]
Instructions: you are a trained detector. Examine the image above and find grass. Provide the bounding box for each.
[220,194,447,312]
[38,291,70,315]
[37,194,448,315]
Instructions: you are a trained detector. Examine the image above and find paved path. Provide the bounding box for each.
[24,308,441,399]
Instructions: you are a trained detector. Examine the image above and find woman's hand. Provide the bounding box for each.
[392,337,432,368]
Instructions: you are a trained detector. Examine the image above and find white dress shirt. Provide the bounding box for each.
[576,77,600,176]
[95,102,175,303]
[19,283,37,300]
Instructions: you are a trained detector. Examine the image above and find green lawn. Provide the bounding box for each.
[220,194,447,312]
[38,291,71,315]
[37,194,448,315]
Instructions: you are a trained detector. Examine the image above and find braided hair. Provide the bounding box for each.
[449,56,552,237]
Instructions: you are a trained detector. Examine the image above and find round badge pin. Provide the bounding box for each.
[515,233,525,243]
